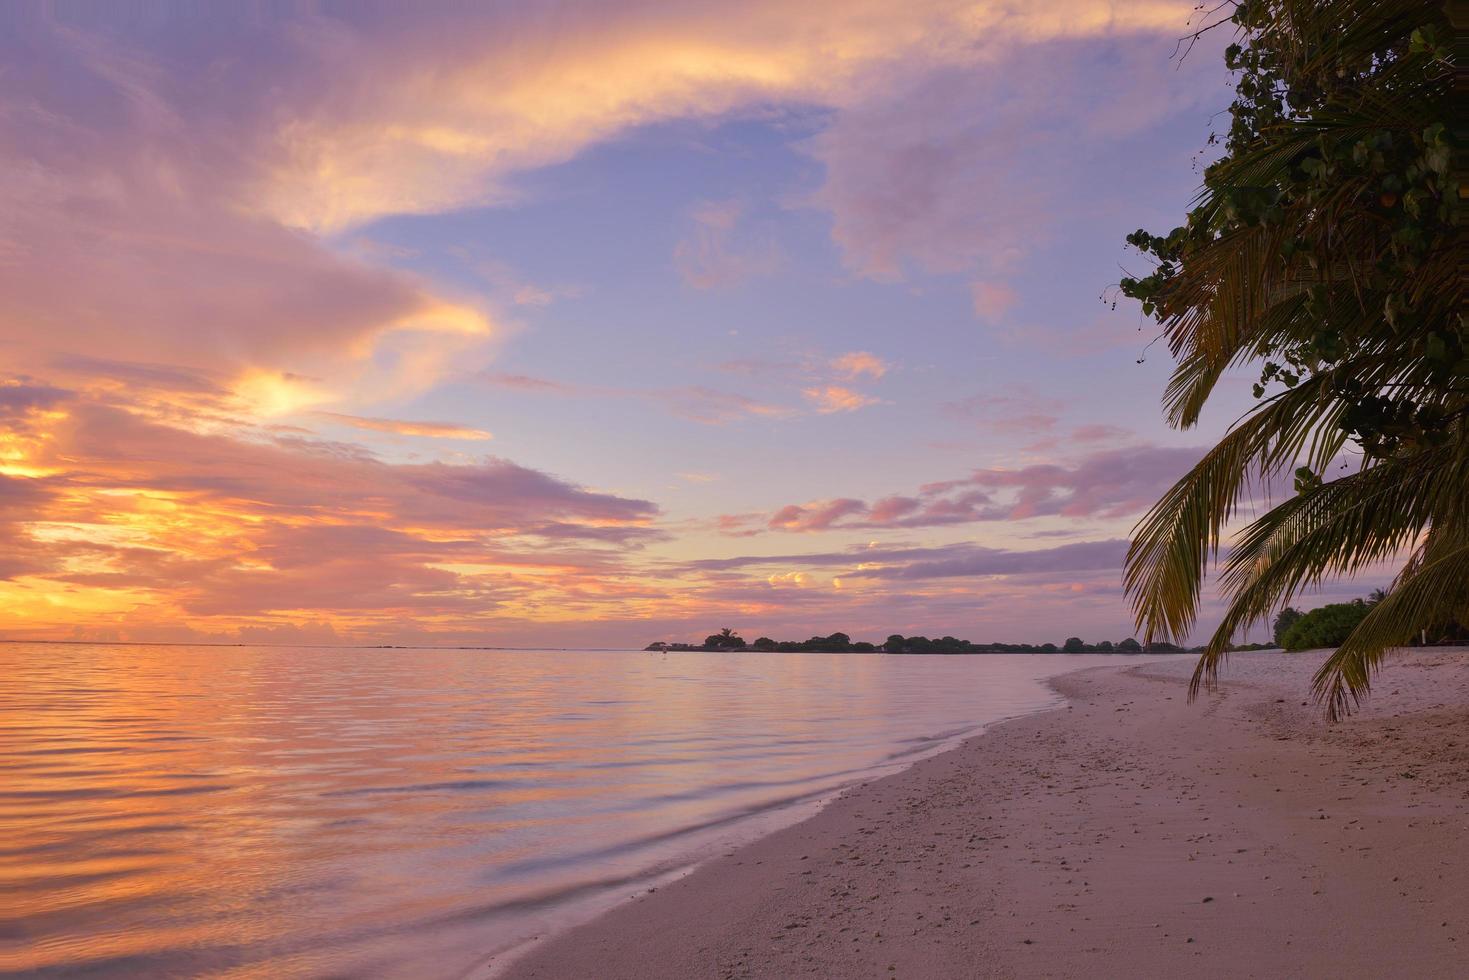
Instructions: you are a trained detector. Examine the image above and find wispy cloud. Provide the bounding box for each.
[0,2,1224,645]
[477,371,789,426]
[802,385,881,414]
[970,281,1018,321]
[723,445,1200,534]
[831,351,888,380]
[661,386,790,424]
[674,199,779,289]
[477,372,578,393]
[313,412,493,440]
[680,538,1129,579]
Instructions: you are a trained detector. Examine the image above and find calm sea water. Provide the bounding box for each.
[0,644,1124,977]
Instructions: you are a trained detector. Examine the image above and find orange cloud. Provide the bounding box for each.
[0,3,1219,646]
[0,385,659,639]
[802,385,880,414]
[314,412,493,440]
[831,351,888,379]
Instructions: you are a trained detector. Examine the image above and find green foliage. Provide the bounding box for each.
[1281,599,1371,650]
[1272,606,1304,645]
[1062,636,1087,652]
[1119,0,1464,717]
[1116,638,1143,653]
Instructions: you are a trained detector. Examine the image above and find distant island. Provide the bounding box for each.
[644,628,1277,655]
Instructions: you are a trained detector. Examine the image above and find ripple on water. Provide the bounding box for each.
[0,644,1109,978]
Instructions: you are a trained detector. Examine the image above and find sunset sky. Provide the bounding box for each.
[0,2,1363,648]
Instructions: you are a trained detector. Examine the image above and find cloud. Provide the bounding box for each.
[1072,423,1131,443]
[831,351,888,380]
[770,498,868,531]
[478,371,790,426]
[919,445,1197,521]
[715,357,804,379]
[461,255,583,307]
[0,382,70,418]
[0,14,505,418]
[313,412,492,440]
[0,2,1226,645]
[680,538,1129,579]
[0,385,660,632]
[802,385,881,414]
[660,386,791,425]
[478,372,578,393]
[0,2,1213,420]
[767,571,815,588]
[803,17,1223,307]
[942,391,1060,435]
[713,353,887,413]
[126,1,1187,235]
[674,199,780,289]
[742,445,1199,533]
[970,281,1018,321]
[845,538,1127,580]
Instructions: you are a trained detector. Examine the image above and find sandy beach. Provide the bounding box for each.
[496,649,1469,979]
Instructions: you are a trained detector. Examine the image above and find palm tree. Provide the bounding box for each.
[1120,0,1462,718]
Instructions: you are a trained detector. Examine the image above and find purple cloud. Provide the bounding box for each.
[746,445,1201,533]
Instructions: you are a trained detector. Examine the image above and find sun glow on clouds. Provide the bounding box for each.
[0,1,1221,645]
[803,386,881,414]
[314,413,493,440]
[247,1,1194,234]
[236,372,331,418]
[831,351,888,380]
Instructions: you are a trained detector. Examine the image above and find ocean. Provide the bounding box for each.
[1,643,1125,976]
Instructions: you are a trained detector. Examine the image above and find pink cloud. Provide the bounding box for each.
[943,392,1060,435]
[681,538,1129,580]
[802,385,880,414]
[745,445,1200,533]
[970,281,1018,320]
[660,386,789,425]
[831,351,888,380]
[478,372,578,393]
[769,498,868,532]
[805,30,1223,307]
[674,199,780,289]
[1072,423,1131,443]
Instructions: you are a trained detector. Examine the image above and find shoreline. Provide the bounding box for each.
[492,649,1469,979]
[474,663,1089,978]
[477,656,1122,978]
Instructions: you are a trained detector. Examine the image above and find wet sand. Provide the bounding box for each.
[493,649,1469,979]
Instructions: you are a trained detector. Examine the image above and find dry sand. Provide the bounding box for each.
[494,649,1469,979]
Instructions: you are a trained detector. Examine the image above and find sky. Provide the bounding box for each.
[0,2,1373,648]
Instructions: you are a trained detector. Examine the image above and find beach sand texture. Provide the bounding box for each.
[496,649,1469,979]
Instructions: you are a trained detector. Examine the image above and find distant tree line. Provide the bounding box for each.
[648,600,1466,655]
[645,629,1277,655]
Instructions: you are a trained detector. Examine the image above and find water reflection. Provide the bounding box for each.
[0,645,1113,976]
